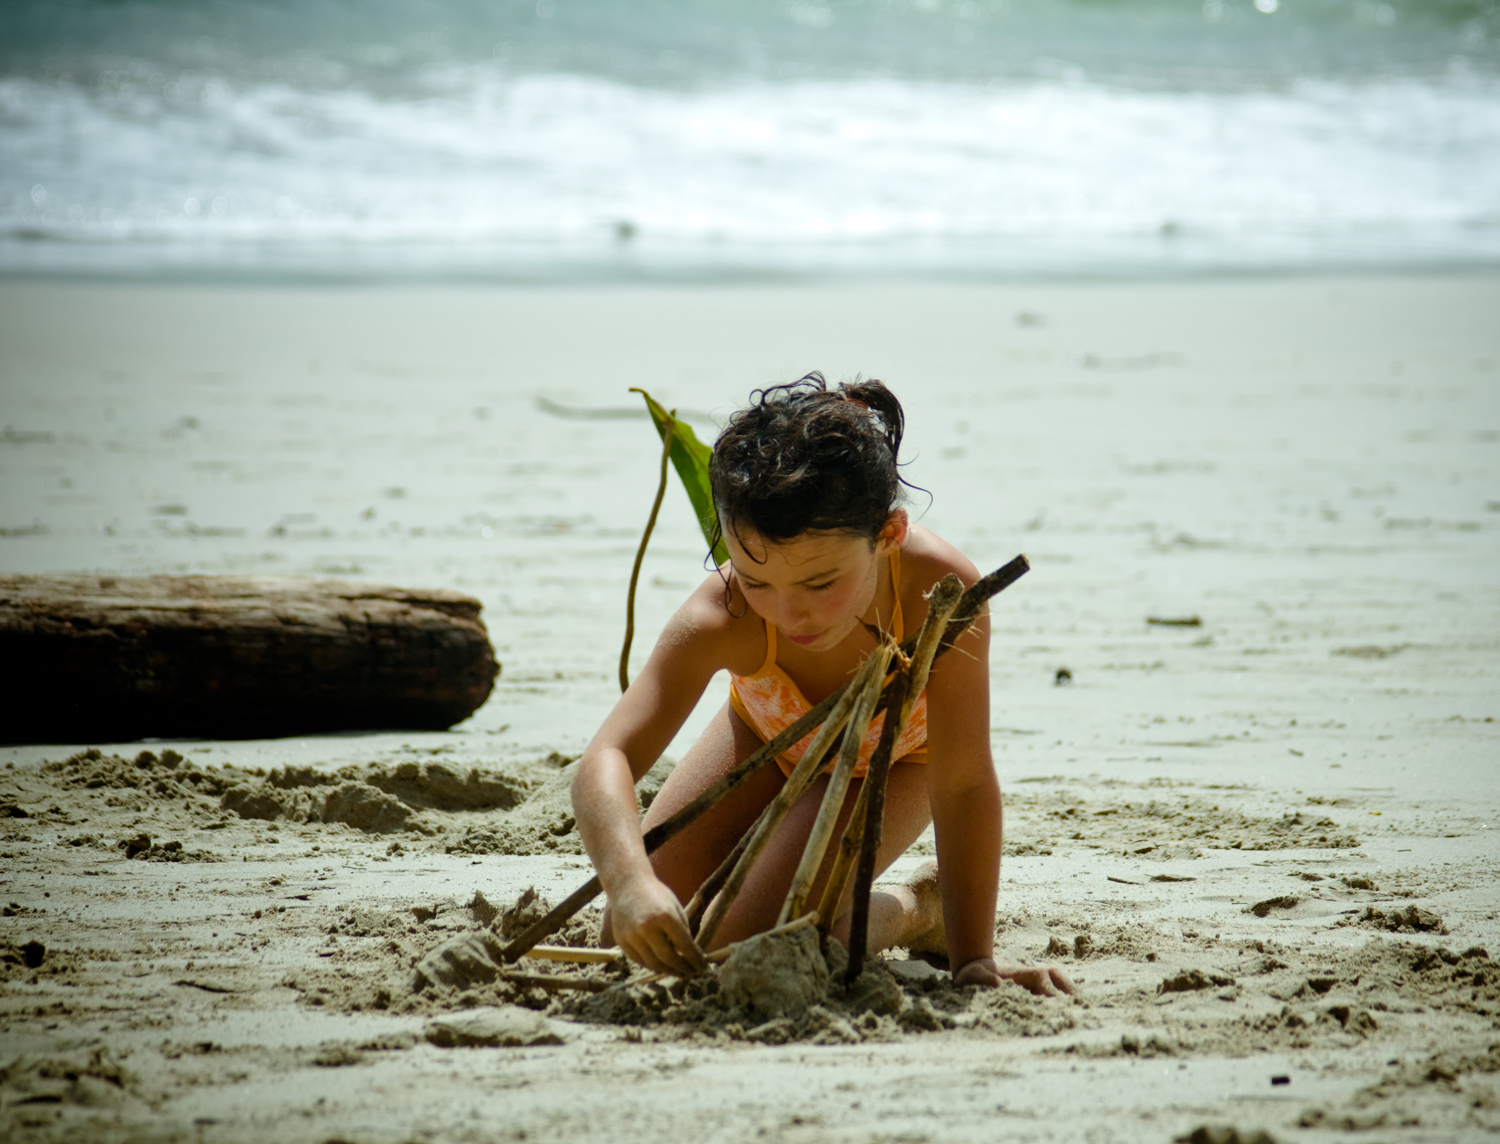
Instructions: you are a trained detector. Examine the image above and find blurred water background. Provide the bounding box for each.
[2,0,1498,280]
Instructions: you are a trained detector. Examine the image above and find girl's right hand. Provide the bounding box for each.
[610,875,708,978]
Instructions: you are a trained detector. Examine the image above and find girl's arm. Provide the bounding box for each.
[570,585,731,976]
[922,591,1003,976]
[923,568,1075,996]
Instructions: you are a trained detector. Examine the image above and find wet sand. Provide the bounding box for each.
[1,275,1498,1142]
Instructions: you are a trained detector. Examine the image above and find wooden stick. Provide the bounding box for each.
[619,409,676,692]
[841,672,907,984]
[500,970,616,994]
[899,575,964,727]
[778,642,893,925]
[496,555,1031,963]
[814,776,871,938]
[522,945,623,964]
[695,648,888,949]
[840,576,964,983]
[815,576,965,937]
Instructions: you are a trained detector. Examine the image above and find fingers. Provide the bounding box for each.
[619,913,707,977]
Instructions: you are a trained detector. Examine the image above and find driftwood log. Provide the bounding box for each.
[0,575,499,744]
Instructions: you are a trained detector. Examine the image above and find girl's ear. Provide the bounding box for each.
[875,509,910,555]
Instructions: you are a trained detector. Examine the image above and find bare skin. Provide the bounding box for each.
[570,512,1075,996]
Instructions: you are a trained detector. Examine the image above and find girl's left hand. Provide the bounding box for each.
[954,957,1076,996]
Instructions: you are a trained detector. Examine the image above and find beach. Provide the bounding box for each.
[1,273,1498,1142]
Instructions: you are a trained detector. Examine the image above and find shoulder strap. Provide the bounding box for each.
[758,618,779,673]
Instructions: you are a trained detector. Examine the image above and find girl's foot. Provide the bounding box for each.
[894,859,946,957]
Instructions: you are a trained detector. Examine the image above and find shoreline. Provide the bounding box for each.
[5,256,1500,291]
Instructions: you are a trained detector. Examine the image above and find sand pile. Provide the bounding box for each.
[1297,1042,1500,1132]
[40,748,233,809]
[562,922,1076,1045]
[6,748,672,859]
[279,887,1075,1046]
[1055,936,1497,1061]
[218,757,542,834]
[0,1048,143,1112]
[443,758,675,857]
[999,780,1361,858]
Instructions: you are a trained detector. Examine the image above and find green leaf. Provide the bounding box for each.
[632,388,726,565]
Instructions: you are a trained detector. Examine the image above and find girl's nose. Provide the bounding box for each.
[777,597,811,631]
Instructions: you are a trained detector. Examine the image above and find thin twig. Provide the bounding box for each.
[620,409,677,692]
[842,672,907,984]
[497,555,1031,963]
[778,642,893,925]
[814,777,870,939]
[522,945,624,964]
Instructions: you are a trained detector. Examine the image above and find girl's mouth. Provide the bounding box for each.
[786,631,822,646]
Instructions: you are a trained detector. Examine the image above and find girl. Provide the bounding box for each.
[571,374,1073,996]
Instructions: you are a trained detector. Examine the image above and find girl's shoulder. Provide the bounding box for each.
[899,524,982,598]
[662,566,766,677]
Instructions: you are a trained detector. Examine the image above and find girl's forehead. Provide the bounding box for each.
[727,527,869,573]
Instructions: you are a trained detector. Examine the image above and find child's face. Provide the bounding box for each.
[724,512,907,652]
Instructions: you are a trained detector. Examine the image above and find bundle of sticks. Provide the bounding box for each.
[500,553,1030,987]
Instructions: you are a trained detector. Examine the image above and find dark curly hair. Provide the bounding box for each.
[709,372,910,554]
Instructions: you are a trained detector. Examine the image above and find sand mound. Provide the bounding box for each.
[719,925,830,1019]
[412,932,510,992]
[444,758,674,857]
[1058,938,1498,1062]
[115,831,220,863]
[562,929,1075,1045]
[41,748,233,801]
[366,762,533,812]
[15,748,669,857]
[219,759,542,834]
[0,1048,142,1110]
[425,1006,568,1048]
[1297,1042,1500,1131]
[1343,904,1448,933]
[997,780,1362,858]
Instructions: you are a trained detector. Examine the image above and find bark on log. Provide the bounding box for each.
[0,575,499,744]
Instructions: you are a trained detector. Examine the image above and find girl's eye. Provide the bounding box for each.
[807,581,834,592]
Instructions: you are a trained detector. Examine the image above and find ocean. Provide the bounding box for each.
[2,0,1498,280]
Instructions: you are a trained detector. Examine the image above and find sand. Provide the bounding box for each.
[0,274,1498,1143]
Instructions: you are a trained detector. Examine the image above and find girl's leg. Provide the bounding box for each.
[710,758,935,952]
[599,701,782,944]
